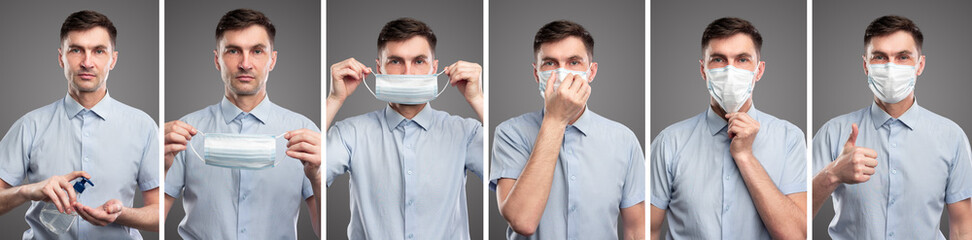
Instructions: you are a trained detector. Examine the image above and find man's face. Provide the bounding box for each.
[59,27,117,93]
[533,36,598,83]
[863,30,925,75]
[214,25,277,96]
[376,36,437,75]
[699,33,764,81]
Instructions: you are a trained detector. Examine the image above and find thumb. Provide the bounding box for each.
[544,71,557,96]
[844,123,859,148]
[63,171,91,181]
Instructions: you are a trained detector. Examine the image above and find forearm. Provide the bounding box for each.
[467,95,484,123]
[325,96,344,132]
[310,172,322,237]
[115,203,159,232]
[622,203,646,240]
[500,118,566,234]
[735,154,806,239]
[811,163,838,217]
[0,185,29,215]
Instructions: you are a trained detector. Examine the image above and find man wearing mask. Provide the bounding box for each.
[491,20,645,239]
[325,18,484,239]
[0,10,160,238]
[811,15,972,239]
[650,17,807,239]
[162,9,321,239]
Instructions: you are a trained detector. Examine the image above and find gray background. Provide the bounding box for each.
[812,0,972,238]
[0,1,159,239]
[650,0,806,239]
[325,0,483,239]
[488,0,645,238]
[164,0,320,239]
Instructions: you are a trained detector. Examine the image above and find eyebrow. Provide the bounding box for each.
[68,44,109,50]
[224,43,268,50]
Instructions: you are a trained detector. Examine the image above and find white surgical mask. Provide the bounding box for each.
[705,63,759,113]
[537,66,590,99]
[362,68,448,104]
[867,58,919,104]
[189,132,285,170]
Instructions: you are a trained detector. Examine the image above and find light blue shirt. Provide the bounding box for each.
[490,109,645,240]
[650,107,806,240]
[164,96,318,240]
[326,104,483,240]
[813,102,972,239]
[0,94,159,240]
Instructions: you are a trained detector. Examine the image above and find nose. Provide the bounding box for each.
[238,52,254,71]
[81,52,94,69]
[404,62,414,75]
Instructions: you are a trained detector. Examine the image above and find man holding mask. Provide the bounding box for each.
[325,17,484,239]
[491,20,645,239]
[650,17,807,239]
[811,15,972,239]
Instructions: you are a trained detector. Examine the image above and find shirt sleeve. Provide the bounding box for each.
[465,121,484,181]
[649,134,673,210]
[301,120,320,199]
[0,118,32,186]
[945,131,972,204]
[326,123,352,187]
[164,118,190,198]
[812,122,841,176]
[779,126,808,195]
[137,122,160,191]
[489,122,530,191]
[621,138,646,209]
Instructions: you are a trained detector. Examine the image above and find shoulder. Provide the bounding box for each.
[495,111,542,137]
[111,100,157,129]
[428,108,481,132]
[654,112,706,146]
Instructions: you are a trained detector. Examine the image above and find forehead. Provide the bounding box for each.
[537,36,589,60]
[380,36,432,58]
[867,30,917,53]
[704,33,757,57]
[218,25,272,48]
[62,27,113,48]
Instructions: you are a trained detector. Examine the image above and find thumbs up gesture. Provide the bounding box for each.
[828,124,879,184]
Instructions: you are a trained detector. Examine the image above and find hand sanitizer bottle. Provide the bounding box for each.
[39,177,94,235]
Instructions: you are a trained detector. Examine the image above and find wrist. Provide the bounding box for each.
[731,150,755,162]
[823,164,841,187]
[541,115,569,128]
[465,94,483,107]
[326,94,346,104]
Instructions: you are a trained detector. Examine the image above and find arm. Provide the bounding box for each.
[811,124,877,217]
[649,205,665,240]
[621,202,645,240]
[948,198,972,240]
[326,58,371,131]
[163,194,175,222]
[495,72,590,236]
[305,195,320,237]
[0,171,89,215]
[284,128,322,237]
[444,61,484,122]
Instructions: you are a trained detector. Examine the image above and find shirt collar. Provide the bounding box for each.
[568,107,593,136]
[219,95,271,125]
[63,92,113,120]
[705,105,759,136]
[868,100,920,131]
[383,104,434,131]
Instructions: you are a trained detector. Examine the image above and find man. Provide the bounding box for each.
[0,10,160,239]
[491,20,645,239]
[325,17,483,239]
[163,9,321,239]
[811,15,972,239]
[650,17,807,239]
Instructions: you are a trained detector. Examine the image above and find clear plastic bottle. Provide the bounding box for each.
[39,177,94,235]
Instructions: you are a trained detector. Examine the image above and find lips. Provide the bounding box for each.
[78,73,96,80]
[235,75,255,82]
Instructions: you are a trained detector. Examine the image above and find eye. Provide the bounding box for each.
[874,56,886,60]
[95,50,105,54]
[415,59,425,64]
[70,49,81,53]
[228,49,239,54]
[738,58,749,63]
[899,55,910,60]
[570,60,581,65]
[389,59,401,64]
[253,49,263,54]
[712,58,724,63]
[543,61,554,66]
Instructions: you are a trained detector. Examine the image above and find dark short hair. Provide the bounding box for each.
[533,20,594,58]
[701,17,762,55]
[864,15,923,52]
[377,18,437,54]
[215,9,276,45]
[60,10,117,47]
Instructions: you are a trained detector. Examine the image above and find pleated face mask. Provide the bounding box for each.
[362,68,448,104]
[188,132,286,170]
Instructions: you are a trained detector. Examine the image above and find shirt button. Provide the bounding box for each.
[83,157,89,162]
[408,233,414,238]
[889,232,894,237]
[724,206,729,212]
[570,175,576,181]
[83,132,89,137]
[407,170,413,175]
[724,176,729,180]
[241,228,246,233]
[891,143,897,148]
[891,169,897,174]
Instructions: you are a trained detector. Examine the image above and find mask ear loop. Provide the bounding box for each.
[431,69,449,99]
[188,131,207,162]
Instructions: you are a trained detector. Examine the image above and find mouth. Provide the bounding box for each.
[77,73,96,80]
[235,75,255,82]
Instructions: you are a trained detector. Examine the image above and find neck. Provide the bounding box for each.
[390,103,426,119]
[225,89,266,112]
[875,94,915,119]
[568,106,586,125]
[68,87,107,109]
[711,98,752,121]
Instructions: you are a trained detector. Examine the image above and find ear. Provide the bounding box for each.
[213,49,221,72]
[108,51,118,70]
[57,48,65,69]
[861,55,868,76]
[916,55,926,76]
[432,59,439,73]
[374,58,382,74]
[754,60,765,83]
[532,62,540,83]
[587,62,598,83]
[268,50,277,71]
[699,59,707,81]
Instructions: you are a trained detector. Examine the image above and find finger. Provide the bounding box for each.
[165,144,187,154]
[44,187,64,213]
[172,121,197,136]
[543,71,557,96]
[165,132,189,145]
[57,180,77,208]
[861,147,878,158]
[336,68,361,81]
[573,74,589,94]
[862,166,876,175]
[845,123,859,148]
[862,158,878,168]
[54,183,74,214]
[287,134,321,149]
[63,171,91,181]
[286,150,319,165]
[78,206,107,226]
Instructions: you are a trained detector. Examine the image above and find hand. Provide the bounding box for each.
[19,171,91,214]
[543,71,590,125]
[284,128,321,180]
[827,124,878,184]
[726,112,760,159]
[444,60,483,103]
[328,58,372,103]
[164,120,197,171]
[73,199,122,226]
